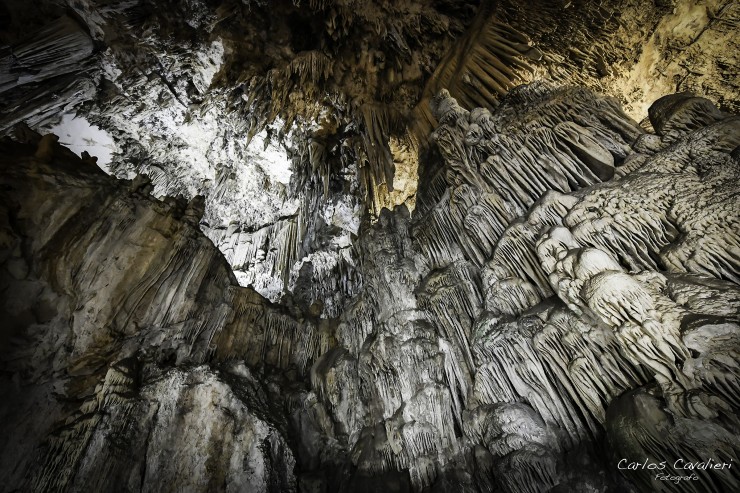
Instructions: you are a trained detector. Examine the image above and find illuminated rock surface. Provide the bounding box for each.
[0,1,739,492]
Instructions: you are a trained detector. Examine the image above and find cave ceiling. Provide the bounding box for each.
[2,0,737,306]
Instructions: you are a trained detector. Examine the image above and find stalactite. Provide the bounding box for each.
[481,191,578,316]
[533,308,648,426]
[463,403,561,493]
[414,83,643,286]
[336,296,377,356]
[359,103,406,203]
[0,15,95,131]
[417,262,482,374]
[471,315,591,448]
[412,0,541,141]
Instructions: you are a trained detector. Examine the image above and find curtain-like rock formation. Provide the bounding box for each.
[308,88,740,492]
[3,83,739,493]
[0,131,325,492]
[1,1,739,491]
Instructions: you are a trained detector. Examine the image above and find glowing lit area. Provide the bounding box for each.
[248,128,293,186]
[47,114,117,172]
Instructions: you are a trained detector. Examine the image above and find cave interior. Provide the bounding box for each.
[0,0,739,492]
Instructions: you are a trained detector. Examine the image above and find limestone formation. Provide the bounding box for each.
[1,1,739,492]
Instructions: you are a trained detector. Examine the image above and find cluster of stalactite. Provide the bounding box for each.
[309,88,740,492]
[2,0,740,490]
[412,81,641,273]
[4,0,738,317]
[411,0,542,143]
[2,80,739,493]
[494,0,740,116]
[0,1,367,313]
[0,15,97,132]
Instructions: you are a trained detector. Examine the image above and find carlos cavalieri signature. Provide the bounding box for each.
[617,458,734,483]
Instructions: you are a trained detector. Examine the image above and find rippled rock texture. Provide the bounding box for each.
[2,85,739,492]
[0,132,322,492]
[1,0,740,491]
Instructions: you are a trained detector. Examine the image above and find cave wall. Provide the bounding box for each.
[311,86,740,491]
[2,86,739,492]
[0,132,333,492]
[1,1,739,492]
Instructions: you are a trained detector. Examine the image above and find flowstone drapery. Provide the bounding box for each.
[1,74,738,493]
